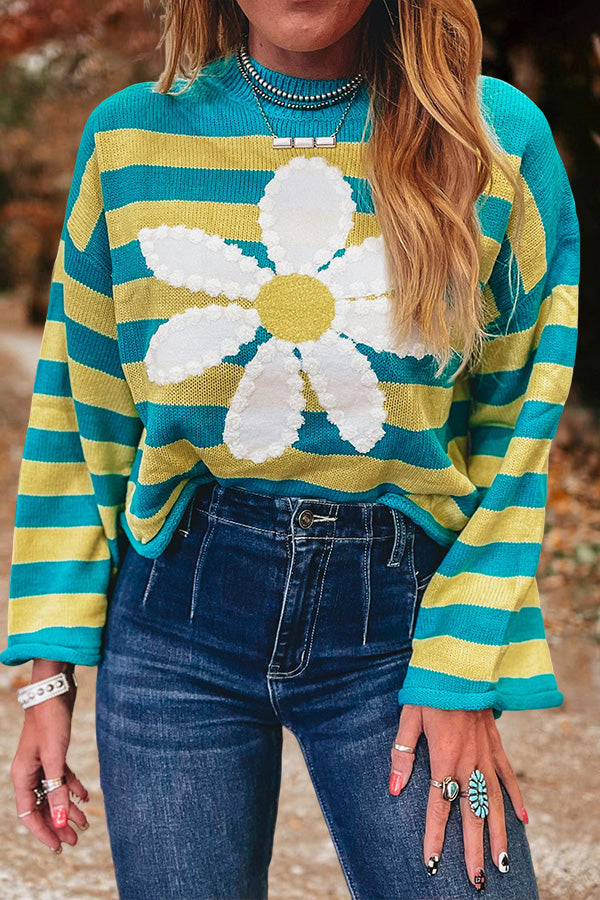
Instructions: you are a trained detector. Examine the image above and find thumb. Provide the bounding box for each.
[389,704,423,795]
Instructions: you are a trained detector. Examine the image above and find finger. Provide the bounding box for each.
[65,762,90,804]
[389,704,423,795]
[460,790,486,892]
[493,743,528,824]
[486,772,509,873]
[423,783,451,876]
[12,770,63,853]
[39,747,73,834]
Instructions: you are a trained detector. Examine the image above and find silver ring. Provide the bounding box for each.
[17,807,39,819]
[430,775,460,802]
[41,775,66,793]
[393,743,415,754]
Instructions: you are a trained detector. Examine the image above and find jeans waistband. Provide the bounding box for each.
[186,480,415,547]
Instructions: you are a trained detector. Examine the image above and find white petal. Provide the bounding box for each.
[138,224,272,301]
[332,296,432,358]
[319,236,391,300]
[145,305,261,386]
[223,338,306,464]
[258,157,355,276]
[298,331,386,453]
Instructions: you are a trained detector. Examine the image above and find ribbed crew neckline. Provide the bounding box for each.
[199,50,371,134]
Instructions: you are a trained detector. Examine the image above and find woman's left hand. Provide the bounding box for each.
[388,705,528,891]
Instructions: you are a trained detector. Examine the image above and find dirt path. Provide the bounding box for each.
[0,296,598,900]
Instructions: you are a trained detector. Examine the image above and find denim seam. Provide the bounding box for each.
[291,729,360,900]
[267,531,296,676]
[189,511,218,622]
[141,559,158,608]
[386,507,406,567]
[407,530,421,639]
[361,505,372,646]
[268,531,336,679]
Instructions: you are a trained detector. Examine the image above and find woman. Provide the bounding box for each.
[2,1,579,898]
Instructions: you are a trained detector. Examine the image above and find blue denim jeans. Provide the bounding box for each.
[96,481,539,900]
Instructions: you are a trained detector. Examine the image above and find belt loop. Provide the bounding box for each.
[177,493,196,537]
[387,507,406,567]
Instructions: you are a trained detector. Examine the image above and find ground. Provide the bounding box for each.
[0,295,598,900]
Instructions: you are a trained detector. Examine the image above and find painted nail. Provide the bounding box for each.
[77,821,90,831]
[521,807,529,825]
[498,851,510,873]
[50,845,62,854]
[474,868,486,892]
[53,807,67,828]
[388,772,403,795]
[426,855,439,876]
[82,793,90,803]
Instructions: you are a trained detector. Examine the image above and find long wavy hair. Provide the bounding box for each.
[147,0,525,375]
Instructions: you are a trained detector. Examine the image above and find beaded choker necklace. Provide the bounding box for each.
[236,43,364,149]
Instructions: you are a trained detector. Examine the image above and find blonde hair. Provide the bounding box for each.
[148,0,525,375]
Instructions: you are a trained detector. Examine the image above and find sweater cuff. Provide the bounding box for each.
[0,628,103,667]
[397,666,564,713]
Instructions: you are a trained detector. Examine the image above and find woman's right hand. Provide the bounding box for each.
[10,658,90,853]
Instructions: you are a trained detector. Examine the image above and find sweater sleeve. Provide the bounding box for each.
[0,107,143,667]
[397,102,579,712]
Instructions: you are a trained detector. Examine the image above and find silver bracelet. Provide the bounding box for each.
[17,670,77,709]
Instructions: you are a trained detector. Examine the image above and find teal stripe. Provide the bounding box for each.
[479,472,547,510]
[397,669,563,711]
[66,318,124,379]
[33,359,70,398]
[0,628,103,667]
[470,424,513,457]
[414,605,547,646]
[15,494,100,529]
[10,559,110,599]
[23,428,84,464]
[47,281,65,321]
[74,400,142,446]
[89,472,129,509]
[63,234,112,293]
[436,540,540,578]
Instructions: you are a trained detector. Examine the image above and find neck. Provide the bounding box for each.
[247,22,363,80]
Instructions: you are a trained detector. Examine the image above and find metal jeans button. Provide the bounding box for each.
[298,509,314,529]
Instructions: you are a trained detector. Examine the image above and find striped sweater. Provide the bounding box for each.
[0,53,579,714]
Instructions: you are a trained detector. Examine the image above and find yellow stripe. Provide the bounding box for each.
[125,478,187,544]
[39,320,67,364]
[106,198,378,252]
[114,280,249,325]
[63,271,117,339]
[468,436,550,486]
[507,174,546,294]
[96,130,370,178]
[98,504,121,543]
[7,594,106,632]
[420,571,539,611]
[80,437,137,477]
[28,395,78,433]
[546,283,578,327]
[13,526,109,564]
[18,460,94,496]
[481,153,521,203]
[68,359,138,418]
[526,361,573,405]
[409,635,552,682]
[479,235,501,286]
[457,504,546,547]
[66,150,103,253]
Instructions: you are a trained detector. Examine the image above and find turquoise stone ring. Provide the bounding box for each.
[430,776,460,802]
[463,769,489,818]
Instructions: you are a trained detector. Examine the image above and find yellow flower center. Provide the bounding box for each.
[255,274,335,344]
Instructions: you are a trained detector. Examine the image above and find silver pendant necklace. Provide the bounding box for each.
[236,44,364,150]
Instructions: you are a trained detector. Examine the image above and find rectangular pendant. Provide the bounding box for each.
[315,136,336,148]
[273,136,293,149]
[292,136,315,149]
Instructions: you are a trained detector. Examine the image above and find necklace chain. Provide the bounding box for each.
[236,42,364,149]
[236,43,363,111]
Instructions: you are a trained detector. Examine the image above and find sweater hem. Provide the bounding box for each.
[0,642,101,668]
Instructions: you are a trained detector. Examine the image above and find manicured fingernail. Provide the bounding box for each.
[388,772,403,795]
[82,792,90,803]
[426,855,439,876]
[521,807,529,824]
[77,821,90,831]
[50,845,62,854]
[53,807,67,828]
[474,868,486,892]
[498,851,510,873]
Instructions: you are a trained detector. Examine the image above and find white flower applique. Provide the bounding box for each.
[138,156,429,464]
